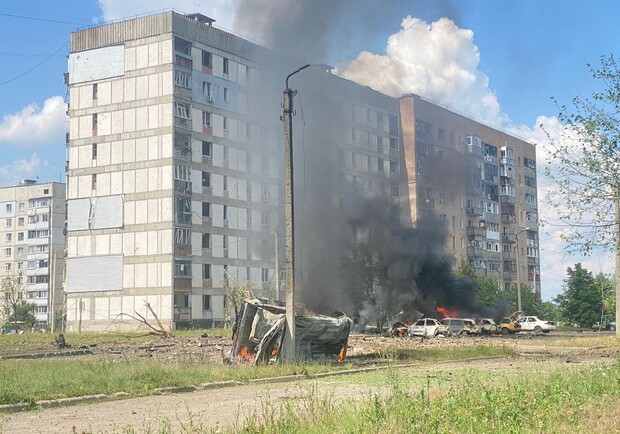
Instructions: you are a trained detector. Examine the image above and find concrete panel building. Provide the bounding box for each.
[399,94,541,296]
[64,11,540,331]
[0,181,66,328]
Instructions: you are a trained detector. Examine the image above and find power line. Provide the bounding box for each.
[0,45,66,86]
[0,12,85,25]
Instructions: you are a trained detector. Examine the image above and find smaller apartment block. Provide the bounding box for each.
[0,181,66,327]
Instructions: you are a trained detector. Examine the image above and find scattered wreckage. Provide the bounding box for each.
[231,299,353,365]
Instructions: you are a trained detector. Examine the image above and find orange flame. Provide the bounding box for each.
[238,346,255,363]
[338,346,346,364]
[436,306,459,318]
[271,348,278,357]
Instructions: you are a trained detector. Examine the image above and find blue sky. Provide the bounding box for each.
[0,0,617,301]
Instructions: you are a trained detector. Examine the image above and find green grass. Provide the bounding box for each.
[237,361,620,434]
[0,343,512,406]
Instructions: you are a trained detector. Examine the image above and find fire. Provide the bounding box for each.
[238,346,255,363]
[271,348,278,357]
[338,346,346,364]
[436,306,459,318]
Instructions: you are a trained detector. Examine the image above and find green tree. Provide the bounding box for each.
[454,258,500,308]
[554,263,602,327]
[7,301,36,329]
[543,55,620,332]
[1,275,28,329]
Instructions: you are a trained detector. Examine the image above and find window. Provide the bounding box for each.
[5,204,12,213]
[390,160,400,173]
[174,102,189,118]
[261,183,269,202]
[378,158,384,172]
[223,205,228,221]
[6,218,12,228]
[18,203,24,211]
[202,111,211,127]
[223,175,228,191]
[202,50,212,68]
[202,202,211,217]
[223,116,228,130]
[246,267,251,281]
[202,294,211,310]
[4,264,9,271]
[174,227,190,245]
[174,164,191,181]
[223,58,229,74]
[5,233,11,242]
[203,81,212,98]
[223,146,229,161]
[391,183,399,196]
[92,113,98,132]
[92,143,98,160]
[202,141,212,156]
[17,261,23,269]
[202,264,211,279]
[175,196,192,224]
[92,174,97,190]
[261,211,270,226]
[175,54,192,69]
[261,268,269,282]
[223,87,229,102]
[174,260,192,277]
[438,128,445,142]
[377,136,384,153]
[4,248,11,257]
[174,70,190,88]
[389,138,398,150]
[43,188,49,194]
[93,83,98,100]
[202,233,211,248]
[202,171,211,187]
[17,247,23,256]
[174,37,191,55]
[246,209,252,224]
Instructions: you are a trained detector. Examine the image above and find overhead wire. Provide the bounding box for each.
[0,44,67,86]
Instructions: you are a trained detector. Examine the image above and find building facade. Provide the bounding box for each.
[0,181,66,328]
[64,12,540,332]
[399,94,541,297]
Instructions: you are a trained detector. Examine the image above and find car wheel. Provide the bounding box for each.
[611,325,617,331]
[434,328,439,336]
[501,327,509,335]
[534,326,543,333]
[458,330,466,336]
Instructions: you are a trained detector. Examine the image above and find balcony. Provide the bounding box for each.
[485,250,502,260]
[502,251,516,260]
[501,213,517,224]
[502,233,516,243]
[503,271,517,280]
[467,226,486,237]
[174,179,192,195]
[466,206,483,216]
[500,194,515,205]
[467,246,485,257]
[174,116,192,133]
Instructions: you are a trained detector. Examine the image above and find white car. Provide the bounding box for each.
[516,316,556,333]
[410,318,450,337]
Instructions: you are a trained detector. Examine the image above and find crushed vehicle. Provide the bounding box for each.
[410,318,450,337]
[499,311,523,335]
[440,318,478,336]
[476,318,499,335]
[231,299,353,365]
[516,315,556,333]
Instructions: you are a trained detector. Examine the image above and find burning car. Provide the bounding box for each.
[231,299,353,364]
[476,318,499,335]
[410,318,450,337]
[499,311,523,335]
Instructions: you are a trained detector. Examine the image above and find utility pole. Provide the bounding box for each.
[615,190,620,336]
[274,228,280,302]
[281,64,310,363]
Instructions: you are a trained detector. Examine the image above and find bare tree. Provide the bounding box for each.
[542,54,620,334]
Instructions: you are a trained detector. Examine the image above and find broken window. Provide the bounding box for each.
[174,70,190,88]
[202,141,212,156]
[175,196,192,225]
[202,111,211,127]
[174,227,190,245]
[261,268,269,282]
[202,50,212,68]
[202,202,211,217]
[202,233,211,248]
[174,102,189,119]
[202,171,211,187]
[174,164,191,181]
[174,37,192,55]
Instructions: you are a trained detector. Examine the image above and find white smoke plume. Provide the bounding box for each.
[340,16,507,127]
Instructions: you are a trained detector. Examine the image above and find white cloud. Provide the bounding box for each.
[97,0,236,30]
[340,16,507,126]
[0,96,67,147]
[0,154,43,186]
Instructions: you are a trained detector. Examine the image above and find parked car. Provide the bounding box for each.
[477,318,499,335]
[440,318,478,336]
[499,311,523,335]
[410,318,450,337]
[516,316,556,333]
[609,322,617,331]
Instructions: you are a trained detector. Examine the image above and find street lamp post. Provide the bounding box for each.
[281,64,310,363]
[515,227,530,312]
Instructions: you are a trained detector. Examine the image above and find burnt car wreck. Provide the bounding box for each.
[231,299,353,365]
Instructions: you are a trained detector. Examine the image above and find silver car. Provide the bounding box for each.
[411,318,450,337]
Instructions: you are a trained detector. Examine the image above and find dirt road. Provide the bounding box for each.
[2,336,616,433]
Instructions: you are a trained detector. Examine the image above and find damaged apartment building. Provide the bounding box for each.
[64,11,540,331]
